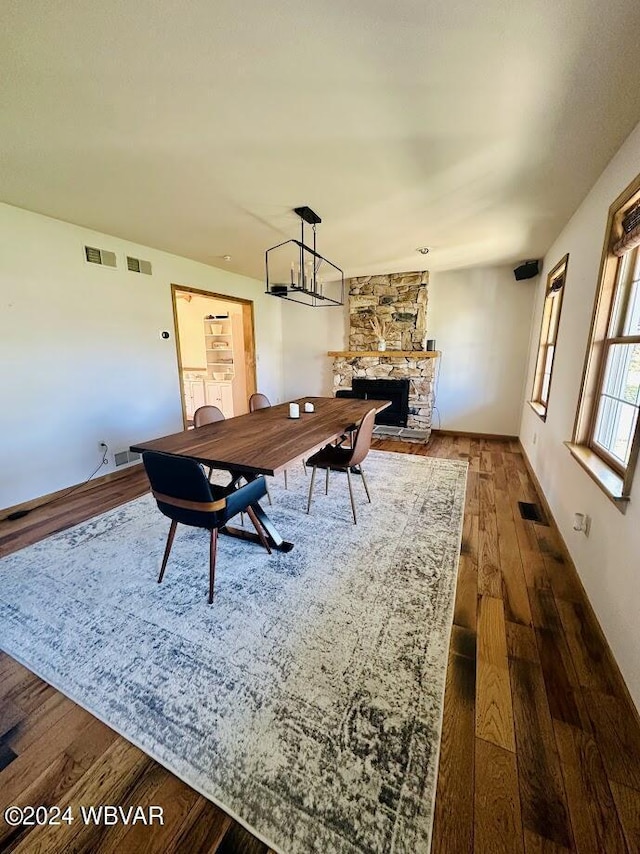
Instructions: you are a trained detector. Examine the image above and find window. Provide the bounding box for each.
[529,254,568,420]
[570,174,640,507]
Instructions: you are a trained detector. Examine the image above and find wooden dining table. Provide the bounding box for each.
[131,396,390,552]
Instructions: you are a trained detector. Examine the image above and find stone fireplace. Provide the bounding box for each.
[348,271,428,351]
[328,271,438,441]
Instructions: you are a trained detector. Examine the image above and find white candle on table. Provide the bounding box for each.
[289,402,300,418]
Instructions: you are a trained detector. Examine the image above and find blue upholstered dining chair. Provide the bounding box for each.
[142,450,270,604]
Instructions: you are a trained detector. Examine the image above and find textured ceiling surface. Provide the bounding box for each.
[2,0,640,279]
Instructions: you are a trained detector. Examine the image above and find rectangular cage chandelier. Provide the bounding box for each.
[265,206,345,306]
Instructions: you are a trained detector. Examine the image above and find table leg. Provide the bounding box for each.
[221,507,294,552]
[219,472,294,553]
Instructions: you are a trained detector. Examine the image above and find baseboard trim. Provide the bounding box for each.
[431,429,518,442]
[0,463,144,521]
[518,440,640,721]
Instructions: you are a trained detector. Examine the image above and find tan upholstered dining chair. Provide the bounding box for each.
[193,405,225,427]
[193,403,252,520]
[193,405,225,481]
[248,392,306,488]
[306,408,376,524]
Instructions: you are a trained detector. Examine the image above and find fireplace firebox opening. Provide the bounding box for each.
[336,378,410,427]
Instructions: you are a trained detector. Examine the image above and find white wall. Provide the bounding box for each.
[281,300,347,399]
[520,120,640,710]
[281,268,535,437]
[428,267,536,435]
[0,204,283,509]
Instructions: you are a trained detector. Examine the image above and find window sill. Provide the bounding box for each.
[565,442,630,512]
[528,400,547,421]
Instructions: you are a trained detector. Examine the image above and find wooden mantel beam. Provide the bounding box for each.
[327,350,440,358]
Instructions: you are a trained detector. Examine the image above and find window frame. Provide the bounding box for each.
[528,254,569,421]
[569,173,640,508]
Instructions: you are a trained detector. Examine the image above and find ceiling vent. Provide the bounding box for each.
[127,256,152,275]
[84,245,117,268]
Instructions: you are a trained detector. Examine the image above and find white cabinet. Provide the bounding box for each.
[184,378,206,419]
[205,380,233,417]
[220,383,233,414]
[192,381,206,412]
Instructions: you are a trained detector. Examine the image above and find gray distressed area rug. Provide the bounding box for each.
[0,450,467,853]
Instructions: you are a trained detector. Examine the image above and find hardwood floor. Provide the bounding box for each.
[0,436,639,853]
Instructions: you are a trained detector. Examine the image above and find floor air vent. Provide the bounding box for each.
[518,501,548,525]
[127,255,152,274]
[84,246,117,267]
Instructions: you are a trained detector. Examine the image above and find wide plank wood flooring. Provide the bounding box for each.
[0,435,639,853]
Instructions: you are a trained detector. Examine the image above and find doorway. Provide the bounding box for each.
[171,284,257,426]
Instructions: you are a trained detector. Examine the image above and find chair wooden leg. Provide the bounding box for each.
[307,466,317,514]
[346,467,357,524]
[209,528,218,604]
[360,465,372,503]
[246,506,272,554]
[325,467,330,495]
[158,519,177,584]
[284,469,288,490]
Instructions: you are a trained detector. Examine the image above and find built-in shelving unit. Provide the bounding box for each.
[181,315,236,420]
[205,316,235,382]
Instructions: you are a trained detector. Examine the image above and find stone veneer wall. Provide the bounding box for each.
[348,271,428,351]
[332,355,436,432]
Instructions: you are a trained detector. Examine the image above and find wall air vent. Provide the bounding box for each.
[127,256,152,275]
[114,450,141,467]
[84,246,117,267]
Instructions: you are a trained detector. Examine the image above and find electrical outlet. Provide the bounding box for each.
[572,512,591,536]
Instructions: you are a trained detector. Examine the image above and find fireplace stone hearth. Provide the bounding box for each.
[329,350,438,440]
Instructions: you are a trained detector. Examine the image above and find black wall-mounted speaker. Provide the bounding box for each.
[514,260,540,281]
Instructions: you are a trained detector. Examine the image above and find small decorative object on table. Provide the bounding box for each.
[370,317,387,351]
[304,402,315,413]
[289,402,300,418]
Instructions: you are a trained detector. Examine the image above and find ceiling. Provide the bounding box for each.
[2,0,640,281]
